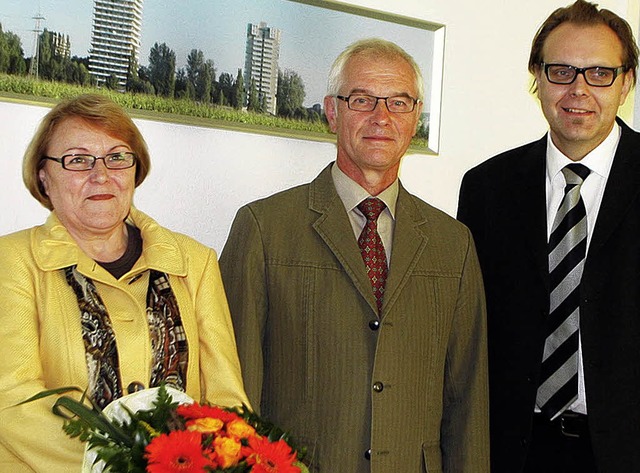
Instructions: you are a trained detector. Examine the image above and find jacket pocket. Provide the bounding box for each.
[422,441,443,473]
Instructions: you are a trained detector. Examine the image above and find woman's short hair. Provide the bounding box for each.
[23,93,151,210]
[326,38,425,102]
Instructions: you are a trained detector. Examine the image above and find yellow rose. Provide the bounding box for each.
[227,418,257,439]
[186,417,224,433]
[213,436,242,468]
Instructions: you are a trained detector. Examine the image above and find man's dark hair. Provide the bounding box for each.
[528,0,638,89]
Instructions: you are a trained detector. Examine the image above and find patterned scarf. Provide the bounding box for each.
[64,266,189,408]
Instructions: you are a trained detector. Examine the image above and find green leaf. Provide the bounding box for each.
[15,386,83,406]
[53,397,133,447]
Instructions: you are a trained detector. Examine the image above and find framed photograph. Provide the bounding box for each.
[0,0,444,153]
[282,0,444,154]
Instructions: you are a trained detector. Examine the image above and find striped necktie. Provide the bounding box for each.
[537,163,590,420]
[357,198,388,314]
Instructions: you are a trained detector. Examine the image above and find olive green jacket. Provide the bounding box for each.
[220,164,489,472]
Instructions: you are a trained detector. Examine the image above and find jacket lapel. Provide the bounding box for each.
[588,119,640,257]
[380,185,428,318]
[513,136,550,292]
[309,165,379,313]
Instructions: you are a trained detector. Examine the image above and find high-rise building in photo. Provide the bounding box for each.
[89,0,144,90]
[244,22,281,115]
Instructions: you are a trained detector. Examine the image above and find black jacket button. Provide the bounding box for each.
[369,320,380,330]
[127,381,145,394]
[373,381,384,392]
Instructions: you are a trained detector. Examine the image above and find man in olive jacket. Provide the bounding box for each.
[220,39,489,472]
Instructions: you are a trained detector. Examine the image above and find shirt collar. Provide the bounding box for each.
[546,121,620,181]
[33,207,187,279]
[331,162,399,219]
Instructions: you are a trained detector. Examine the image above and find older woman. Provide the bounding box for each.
[0,94,249,471]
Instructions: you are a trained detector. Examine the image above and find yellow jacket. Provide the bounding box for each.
[0,208,249,472]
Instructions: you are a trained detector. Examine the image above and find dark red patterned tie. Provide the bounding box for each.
[357,198,388,314]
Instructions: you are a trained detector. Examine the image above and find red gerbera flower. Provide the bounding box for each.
[242,436,301,473]
[177,403,240,423]
[145,430,210,473]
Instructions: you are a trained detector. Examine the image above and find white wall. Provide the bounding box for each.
[1,0,638,253]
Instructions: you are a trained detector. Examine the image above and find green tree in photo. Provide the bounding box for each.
[416,116,429,141]
[175,68,191,99]
[196,59,214,103]
[38,30,55,80]
[186,49,203,99]
[185,50,215,103]
[148,42,176,98]
[0,24,26,75]
[247,78,260,112]
[36,29,89,85]
[232,68,244,109]
[217,72,233,105]
[127,52,152,94]
[67,59,92,86]
[276,69,306,118]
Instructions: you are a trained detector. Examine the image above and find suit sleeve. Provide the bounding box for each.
[441,229,490,472]
[218,205,268,412]
[457,169,487,249]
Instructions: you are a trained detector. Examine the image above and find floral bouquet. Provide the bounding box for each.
[21,384,307,472]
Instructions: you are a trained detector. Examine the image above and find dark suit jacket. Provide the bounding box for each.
[457,118,640,472]
[220,164,489,472]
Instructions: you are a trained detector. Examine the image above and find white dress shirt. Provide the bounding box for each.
[543,122,621,415]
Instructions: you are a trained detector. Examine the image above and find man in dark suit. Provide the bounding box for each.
[458,1,640,471]
[220,39,489,472]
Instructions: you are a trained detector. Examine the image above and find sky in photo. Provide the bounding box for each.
[1,0,436,107]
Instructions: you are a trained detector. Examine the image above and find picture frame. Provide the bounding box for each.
[286,0,444,154]
[0,0,444,154]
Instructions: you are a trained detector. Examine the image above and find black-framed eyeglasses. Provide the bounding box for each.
[43,152,137,171]
[541,62,626,87]
[336,94,420,113]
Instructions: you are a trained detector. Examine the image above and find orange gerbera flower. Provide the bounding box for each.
[145,430,210,473]
[243,436,301,473]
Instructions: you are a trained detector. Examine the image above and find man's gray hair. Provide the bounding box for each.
[326,38,424,101]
